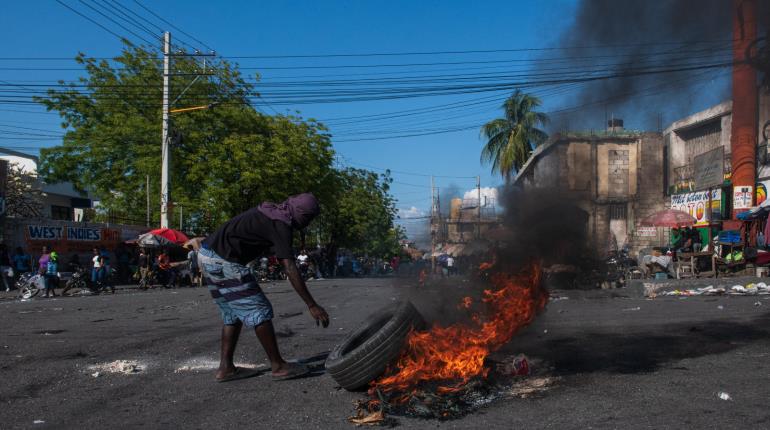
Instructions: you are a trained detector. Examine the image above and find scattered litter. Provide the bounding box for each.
[623,307,641,311]
[87,360,145,375]
[543,329,548,334]
[755,301,762,307]
[717,391,732,401]
[91,372,100,378]
[550,296,569,301]
[33,420,45,424]
[656,282,770,298]
[174,357,266,373]
[717,305,724,310]
[508,377,560,399]
[495,355,530,376]
[348,409,386,426]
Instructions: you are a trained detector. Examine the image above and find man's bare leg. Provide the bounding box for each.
[254,321,292,375]
[217,321,243,379]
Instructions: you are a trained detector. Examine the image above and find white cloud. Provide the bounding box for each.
[398,206,426,219]
[463,187,498,207]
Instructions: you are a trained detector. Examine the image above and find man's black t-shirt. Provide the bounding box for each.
[203,208,294,264]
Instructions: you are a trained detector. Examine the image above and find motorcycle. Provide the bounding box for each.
[602,247,640,289]
[16,272,46,299]
[61,266,90,296]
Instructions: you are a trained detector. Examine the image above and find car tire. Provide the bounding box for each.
[325,300,425,391]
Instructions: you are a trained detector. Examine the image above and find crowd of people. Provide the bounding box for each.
[0,241,422,297]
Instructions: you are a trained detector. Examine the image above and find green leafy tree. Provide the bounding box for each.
[480,90,548,181]
[35,42,335,232]
[320,168,400,259]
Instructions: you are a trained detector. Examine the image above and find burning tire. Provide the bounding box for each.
[325,300,424,391]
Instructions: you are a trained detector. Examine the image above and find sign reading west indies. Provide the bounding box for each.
[25,224,122,253]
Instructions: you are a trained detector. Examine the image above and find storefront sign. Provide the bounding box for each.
[693,147,724,190]
[636,226,657,237]
[24,224,123,254]
[671,189,721,226]
[733,185,753,210]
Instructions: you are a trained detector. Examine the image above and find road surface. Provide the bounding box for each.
[1,278,769,429]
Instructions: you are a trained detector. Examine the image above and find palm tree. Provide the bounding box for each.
[480,90,548,181]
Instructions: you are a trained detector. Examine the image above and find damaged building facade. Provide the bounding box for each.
[512,120,666,255]
[665,91,770,221]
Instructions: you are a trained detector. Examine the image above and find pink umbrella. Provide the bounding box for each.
[640,209,696,228]
[147,228,189,245]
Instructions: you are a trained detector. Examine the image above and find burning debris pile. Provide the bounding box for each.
[352,263,548,421]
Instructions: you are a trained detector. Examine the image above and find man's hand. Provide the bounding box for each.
[309,304,330,328]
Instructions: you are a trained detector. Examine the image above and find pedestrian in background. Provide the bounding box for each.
[43,251,59,298]
[91,248,104,285]
[138,248,150,289]
[0,244,12,291]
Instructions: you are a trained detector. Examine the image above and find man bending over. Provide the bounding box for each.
[200,193,329,382]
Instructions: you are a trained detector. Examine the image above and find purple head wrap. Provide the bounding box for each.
[257,193,320,229]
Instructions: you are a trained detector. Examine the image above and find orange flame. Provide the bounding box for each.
[370,263,547,398]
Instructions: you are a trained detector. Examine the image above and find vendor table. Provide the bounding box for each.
[676,251,716,279]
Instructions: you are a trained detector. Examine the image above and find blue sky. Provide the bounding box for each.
[0,1,730,241]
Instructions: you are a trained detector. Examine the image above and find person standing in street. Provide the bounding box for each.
[138,248,150,289]
[43,251,59,298]
[200,193,329,382]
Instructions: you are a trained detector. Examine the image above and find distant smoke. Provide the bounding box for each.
[545,0,735,132]
[497,186,597,270]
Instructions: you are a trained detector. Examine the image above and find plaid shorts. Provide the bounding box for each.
[198,248,273,327]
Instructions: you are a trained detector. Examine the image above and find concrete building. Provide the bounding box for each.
[512,121,666,255]
[0,147,93,221]
[664,91,770,221]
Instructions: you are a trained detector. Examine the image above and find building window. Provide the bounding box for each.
[50,205,71,221]
[609,204,627,220]
[608,149,629,197]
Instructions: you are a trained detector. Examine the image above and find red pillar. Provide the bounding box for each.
[730,0,758,218]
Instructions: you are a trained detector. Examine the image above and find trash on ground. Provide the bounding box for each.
[174,357,266,373]
[717,391,732,401]
[88,360,145,375]
[717,305,724,310]
[623,307,641,311]
[755,301,762,307]
[91,371,100,378]
[655,282,770,298]
[33,420,45,424]
[508,377,559,399]
[348,408,386,426]
[495,354,530,376]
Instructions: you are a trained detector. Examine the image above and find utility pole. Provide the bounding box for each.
[476,176,481,239]
[160,31,171,228]
[430,176,436,272]
[146,174,150,227]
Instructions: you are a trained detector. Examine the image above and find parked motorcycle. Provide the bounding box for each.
[602,248,640,289]
[16,272,45,299]
[61,266,89,296]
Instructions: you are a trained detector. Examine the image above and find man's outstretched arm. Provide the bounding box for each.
[280,258,330,327]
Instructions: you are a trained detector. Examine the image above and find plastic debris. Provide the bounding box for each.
[623,307,641,311]
[91,372,100,378]
[717,391,732,401]
[717,305,724,310]
[496,354,530,376]
[508,377,559,399]
[348,409,385,426]
[755,301,763,307]
[88,360,145,375]
[33,420,45,424]
[656,283,770,297]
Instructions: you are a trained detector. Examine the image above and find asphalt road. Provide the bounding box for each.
[1,277,769,429]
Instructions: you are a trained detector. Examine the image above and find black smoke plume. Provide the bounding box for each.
[545,0,735,132]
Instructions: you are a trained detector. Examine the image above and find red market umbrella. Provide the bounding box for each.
[147,228,189,245]
[640,209,696,228]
